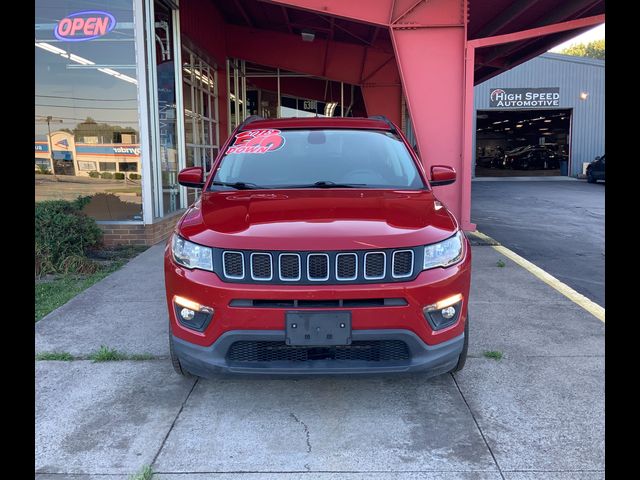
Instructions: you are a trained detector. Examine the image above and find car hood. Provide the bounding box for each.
[178,189,458,250]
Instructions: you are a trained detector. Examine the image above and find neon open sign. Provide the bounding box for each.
[54,10,117,42]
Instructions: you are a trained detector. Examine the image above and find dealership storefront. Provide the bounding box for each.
[473,53,604,178]
[35,0,605,243]
[35,0,366,243]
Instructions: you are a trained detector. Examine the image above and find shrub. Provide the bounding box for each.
[128,173,141,180]
[36,165,51,175]
[114,172,125,180]
[88,171,100,178]
[35,197,103,277]
[100,172,114,180]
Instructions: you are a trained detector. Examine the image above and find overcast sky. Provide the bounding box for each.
[549,24,605,52]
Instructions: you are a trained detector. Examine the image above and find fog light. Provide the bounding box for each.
[423,294,463,331]
[174,295,214,332]
[441,306,456,319]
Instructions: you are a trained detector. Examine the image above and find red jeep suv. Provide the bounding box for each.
[164,116,471,377]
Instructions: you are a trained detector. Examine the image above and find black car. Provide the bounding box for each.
[586,155,605,183]
[506,146,559,170]
[500,146,529,169]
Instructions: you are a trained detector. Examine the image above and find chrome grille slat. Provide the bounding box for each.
[392,250,414,278]
[307,253,329,281]
[364,252,386,280]
[336,253,358,281]
[250,253,272,281]
[279,253,301,281]
[222,251,245,279]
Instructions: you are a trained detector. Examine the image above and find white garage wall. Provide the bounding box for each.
[474,52,605,177]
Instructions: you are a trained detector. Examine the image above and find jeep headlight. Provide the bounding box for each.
[171,234,213,271]
[423,231,464,270]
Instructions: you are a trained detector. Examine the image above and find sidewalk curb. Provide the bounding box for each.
[468,230,605,323]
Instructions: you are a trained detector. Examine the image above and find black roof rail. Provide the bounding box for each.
[368,115,398,135]
[237,115,265,131]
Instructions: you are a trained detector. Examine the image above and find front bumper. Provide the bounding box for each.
[172,329,464,377]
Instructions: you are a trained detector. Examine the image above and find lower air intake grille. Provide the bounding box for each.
[226,340,410,363]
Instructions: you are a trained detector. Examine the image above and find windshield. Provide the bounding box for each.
[210,129,425,190]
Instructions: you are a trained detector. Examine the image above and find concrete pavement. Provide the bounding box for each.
[35,240,604,479]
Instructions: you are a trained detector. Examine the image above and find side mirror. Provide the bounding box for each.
[430,165,456,186]
[178,167,204,188]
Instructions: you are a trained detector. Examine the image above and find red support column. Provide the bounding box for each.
[361,85,402,126]
[391,25,470,229]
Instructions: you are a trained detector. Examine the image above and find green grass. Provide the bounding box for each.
[89,346,157,362]
[35,265,122,322]
[496,259,506,268]
[89,345,130,362]
[129,465,153,480]
[35,351,75,361]
[483,350,504,360]
[35,348,156,362]
[35,245,148,322]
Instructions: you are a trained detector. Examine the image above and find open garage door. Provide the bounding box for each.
[475,109,572,177]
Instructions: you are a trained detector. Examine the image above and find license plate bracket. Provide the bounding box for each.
[285,311,352,346]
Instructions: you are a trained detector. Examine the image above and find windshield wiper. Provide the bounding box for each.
[286,181,368,189]
[210,181,264,190]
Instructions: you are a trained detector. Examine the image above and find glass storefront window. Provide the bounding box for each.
[182,45,219,205]
[35,0,143,221]
[153,1,180,216]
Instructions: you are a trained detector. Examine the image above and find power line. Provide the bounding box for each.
[35,103,138,110]
[34,116,140,124]
[35,94,138,102]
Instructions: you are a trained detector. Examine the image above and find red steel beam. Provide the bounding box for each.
[473,0,543,37]
[468,14,605,48]
[262,0,392,26]
[225,23,399,86]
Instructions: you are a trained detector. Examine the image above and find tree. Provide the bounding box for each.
[560,39,605,60]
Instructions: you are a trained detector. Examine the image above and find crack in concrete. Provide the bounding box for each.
[451,372,506,480]
[151,377,199,468]
[290,412,312,454]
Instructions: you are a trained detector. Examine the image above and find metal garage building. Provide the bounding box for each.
[473,52,604,178]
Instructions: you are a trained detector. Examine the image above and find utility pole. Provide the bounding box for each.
[46,116,56,176]
[36,115,63,178]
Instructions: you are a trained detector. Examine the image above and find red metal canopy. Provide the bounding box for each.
[211,0,605,84]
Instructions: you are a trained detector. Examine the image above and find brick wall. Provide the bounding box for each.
[98,211,183,246]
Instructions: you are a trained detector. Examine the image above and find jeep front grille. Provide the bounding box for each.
[219,247,421,285]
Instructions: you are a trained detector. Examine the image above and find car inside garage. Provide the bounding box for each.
[475,108,572,177]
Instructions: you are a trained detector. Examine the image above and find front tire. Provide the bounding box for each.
[587,171,596,183]
[451,314,469,373]
[169,333,193,377]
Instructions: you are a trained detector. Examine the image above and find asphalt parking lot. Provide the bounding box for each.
[35,242,605,479]
[471,179,605,307]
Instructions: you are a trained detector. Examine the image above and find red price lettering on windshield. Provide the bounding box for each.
[227,129,285,154]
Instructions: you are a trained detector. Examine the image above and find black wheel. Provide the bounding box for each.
[452,313,469,373]
[169,333,193,377]
[587,171,596,183]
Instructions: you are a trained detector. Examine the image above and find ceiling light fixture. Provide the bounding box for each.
[301,29,315,42]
